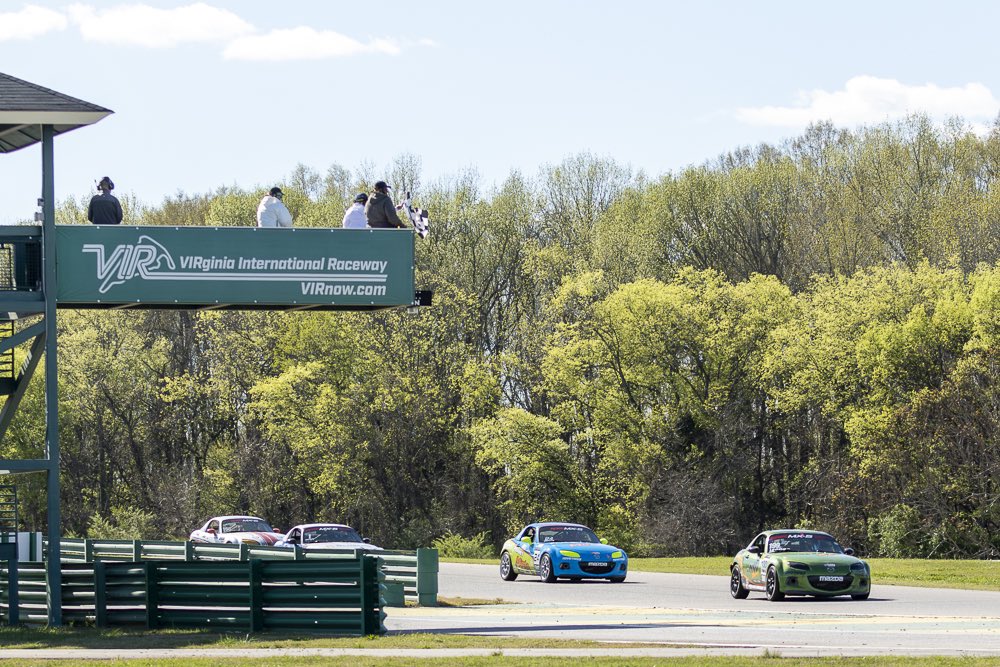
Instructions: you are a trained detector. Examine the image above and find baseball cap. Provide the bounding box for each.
[375,180,391,190]
[269,187,283,197]
[354,193,369,203]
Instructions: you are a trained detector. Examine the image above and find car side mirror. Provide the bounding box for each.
[206,528,216,534]
[273,528,281,533]
[363,537,371,543]
[844,547,855,556]
[747,546,761,555]
[520,537,532,544]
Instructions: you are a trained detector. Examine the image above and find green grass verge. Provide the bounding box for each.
[4,656,1000,666]
[444,557,1000,591]
[0,627,660,650]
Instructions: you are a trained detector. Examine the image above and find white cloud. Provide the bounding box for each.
[0,5,68,41]
[223,27,401,61]
[67,2,253,48]
[736,76,1000,128]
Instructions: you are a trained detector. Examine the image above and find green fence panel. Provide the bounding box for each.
[416,548,439,606]
[46,538,435,607]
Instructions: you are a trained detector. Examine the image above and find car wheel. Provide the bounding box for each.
[608,576,626,583]
[851,592,870,600]
[499,552,518,581]
[539,554,557,583]
[765,566,784,601]
[730,567,749,599]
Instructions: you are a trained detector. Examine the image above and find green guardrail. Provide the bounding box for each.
[49,539,438,606]
[2,557,384,634]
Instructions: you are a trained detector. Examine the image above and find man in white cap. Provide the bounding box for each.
[342,192,369,229]
[256,186,293,228]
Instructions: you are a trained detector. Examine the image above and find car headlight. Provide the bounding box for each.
[559,550,581,558]
[787,561,810,571]
[611,551,623,559]
[850,562,867,571]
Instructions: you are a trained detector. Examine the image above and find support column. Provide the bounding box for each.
[41,124,61,626]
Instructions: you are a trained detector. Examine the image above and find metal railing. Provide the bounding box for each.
[51,538,438,606]
[3,557,384,633]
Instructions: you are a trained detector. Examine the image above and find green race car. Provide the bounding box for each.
[730,529,871,601]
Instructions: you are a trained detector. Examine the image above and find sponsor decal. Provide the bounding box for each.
[81,234,390,296]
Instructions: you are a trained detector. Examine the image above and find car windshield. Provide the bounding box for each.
[537,525,600,543]
[303,526,364,544]
[767,533,843,554]
[221,518,273,533]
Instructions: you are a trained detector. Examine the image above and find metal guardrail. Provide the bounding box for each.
[50,539,438,606]
[3,557,384,634]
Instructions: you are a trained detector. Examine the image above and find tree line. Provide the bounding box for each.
[4,113,999,558]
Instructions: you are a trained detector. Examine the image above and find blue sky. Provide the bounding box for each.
[3,1,1000,222]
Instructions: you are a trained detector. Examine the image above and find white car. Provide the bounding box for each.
[276,523,383,551]
[189,515,284,546]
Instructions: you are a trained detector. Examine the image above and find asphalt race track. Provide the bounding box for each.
[383,563,1000,657]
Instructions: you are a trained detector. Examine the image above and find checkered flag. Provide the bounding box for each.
[402,191,430,239]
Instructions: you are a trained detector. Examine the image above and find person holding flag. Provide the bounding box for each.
[364,180,406,229]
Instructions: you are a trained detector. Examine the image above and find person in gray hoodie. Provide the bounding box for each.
[365,181,406,229]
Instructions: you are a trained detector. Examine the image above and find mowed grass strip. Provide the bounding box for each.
[0,627,664,650]
[446,556,1000,590]
[5,655,1000,666]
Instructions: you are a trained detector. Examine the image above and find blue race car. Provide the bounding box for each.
[499,522,628,583]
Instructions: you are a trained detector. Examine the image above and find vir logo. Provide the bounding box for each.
[81,235,176,294]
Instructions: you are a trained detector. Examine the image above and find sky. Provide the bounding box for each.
[3,0,1000,223]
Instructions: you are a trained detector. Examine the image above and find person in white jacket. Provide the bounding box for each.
[256,187,293,228]
[342,193,369,229]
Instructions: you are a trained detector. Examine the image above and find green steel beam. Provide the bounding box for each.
[0,459,53,474]
[41,123,61,626]
[0,321,44,355]
[0,330,44,442]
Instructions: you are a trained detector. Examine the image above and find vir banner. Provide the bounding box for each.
[56,226,415,309]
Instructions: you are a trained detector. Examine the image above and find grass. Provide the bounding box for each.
[4,656,1000,666]
[0,627,657,650]
[444,556,1000,591]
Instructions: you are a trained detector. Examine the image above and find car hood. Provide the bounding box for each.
[769,552,865,566]
[301,542,383,551]
[223,531,284,545]
[543,542,624,556]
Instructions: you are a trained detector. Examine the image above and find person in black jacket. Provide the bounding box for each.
[87,176,123,225]
[364,180,406,229]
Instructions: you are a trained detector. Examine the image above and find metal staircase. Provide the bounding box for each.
[0,319,14,396]
[0,484,16,539]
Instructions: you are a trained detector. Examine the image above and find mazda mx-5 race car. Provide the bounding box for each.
[276,523,383,551]
[499,522,628,583]
[189,515,284,545]
[730,529,871,601]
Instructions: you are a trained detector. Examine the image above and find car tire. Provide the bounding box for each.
[851,592,870,600]
[608,576,626,583]
[765,566,784,601]
[539,554,557,583]
[730,567,750,599]
[499,552,518,581]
